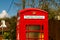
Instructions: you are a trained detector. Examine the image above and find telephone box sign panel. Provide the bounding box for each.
[24,15,45,19]
[17,8,48,40]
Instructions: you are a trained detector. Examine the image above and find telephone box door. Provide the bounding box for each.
[26,24,44,40]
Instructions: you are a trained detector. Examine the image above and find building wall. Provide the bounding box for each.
[49,20,60,40]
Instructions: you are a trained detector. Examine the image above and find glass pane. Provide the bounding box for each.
[26,26,29,30]
[29,39,39,40]
[26,32,29,38]
[42,33,44,38]
[42,39,44,40]
[26,32,44,38]
[26,38,44,40]
[26,25,40,30]
[26,39,29,40]
[29,32,40,38]
[39,33,44,38]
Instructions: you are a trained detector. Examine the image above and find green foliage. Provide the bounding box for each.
[14,0,60,20]
[0,16,17,40]
[9,16,16,40]
[3,32,10,39]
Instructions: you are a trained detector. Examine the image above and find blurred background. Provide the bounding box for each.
[0,0,60,40]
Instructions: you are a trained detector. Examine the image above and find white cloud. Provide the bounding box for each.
[0,10,10,18]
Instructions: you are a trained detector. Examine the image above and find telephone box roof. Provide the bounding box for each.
[18,8,48,14]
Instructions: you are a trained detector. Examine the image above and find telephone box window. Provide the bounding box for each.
[26,25,40,30]
[26,25,44,40]
[26,32,44,38]
[26,32,40,38]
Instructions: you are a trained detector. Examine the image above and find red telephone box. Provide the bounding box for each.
[17,8,48,40]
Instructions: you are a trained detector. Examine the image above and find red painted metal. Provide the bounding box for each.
[16,8,48,40]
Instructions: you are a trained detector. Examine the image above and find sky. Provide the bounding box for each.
[0,0,21,16]
[0,0,60,17]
